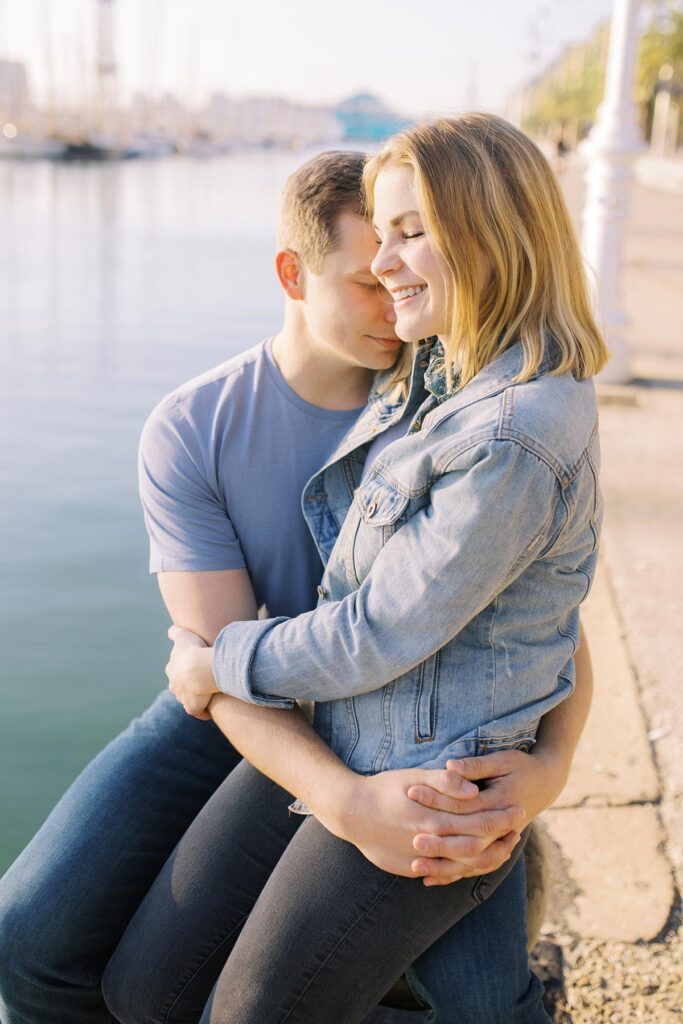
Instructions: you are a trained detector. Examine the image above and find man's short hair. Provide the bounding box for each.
[277,151,367,273]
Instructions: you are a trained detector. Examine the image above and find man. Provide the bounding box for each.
[0,152,591,1024]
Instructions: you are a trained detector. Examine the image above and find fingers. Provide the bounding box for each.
[180,696,212,719]
[167,678,212,719]
[167,625,206,646]
[406,785,487,815]
[446,751,525,781]
[412,830,522,885]
[186,707,212,721]
[414,804,525,846]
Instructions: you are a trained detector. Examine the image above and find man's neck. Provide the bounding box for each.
[272,323,373,412]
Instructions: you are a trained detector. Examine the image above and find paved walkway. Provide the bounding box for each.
[540,157,682,946]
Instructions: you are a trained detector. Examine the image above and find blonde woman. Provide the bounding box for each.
[107,115,608,1024]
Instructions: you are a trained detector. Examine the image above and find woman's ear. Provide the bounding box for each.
[275,249,305,300]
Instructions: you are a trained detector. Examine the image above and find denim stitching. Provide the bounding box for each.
[159,913,250,1024]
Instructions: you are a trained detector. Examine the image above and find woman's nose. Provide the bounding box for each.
[371,239,400,280]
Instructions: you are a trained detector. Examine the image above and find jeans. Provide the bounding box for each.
[0,690,549,1024]
[0,691,241,1024]
[102,759,549,1024]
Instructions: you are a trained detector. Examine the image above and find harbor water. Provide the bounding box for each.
[0,150,316,872]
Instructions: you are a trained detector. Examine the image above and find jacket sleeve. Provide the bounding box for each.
[211,439,562,708]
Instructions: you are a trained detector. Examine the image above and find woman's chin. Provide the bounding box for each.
[396,321,433,345]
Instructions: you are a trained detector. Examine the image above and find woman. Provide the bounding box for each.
[105,114,607,1024]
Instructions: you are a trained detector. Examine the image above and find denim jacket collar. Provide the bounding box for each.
[420,340,556,436]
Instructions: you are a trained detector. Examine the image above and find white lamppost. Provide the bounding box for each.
[581,0,644,385]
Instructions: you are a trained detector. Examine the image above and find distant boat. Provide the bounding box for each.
[0,131,67,160]
[60,132,141,161]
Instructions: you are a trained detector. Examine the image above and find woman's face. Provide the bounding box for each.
[370,163,450,343]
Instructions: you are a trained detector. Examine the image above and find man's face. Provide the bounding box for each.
[301,212,406,372]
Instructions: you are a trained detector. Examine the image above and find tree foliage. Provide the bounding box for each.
[522,1,683,143]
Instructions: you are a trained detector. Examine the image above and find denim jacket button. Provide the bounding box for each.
[367,500,378,517]
[316,585,329,599]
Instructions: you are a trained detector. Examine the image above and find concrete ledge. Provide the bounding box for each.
[555,564,660,808]
[540,806,673,942]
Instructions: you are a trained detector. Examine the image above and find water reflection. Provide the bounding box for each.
[0,150,313,870]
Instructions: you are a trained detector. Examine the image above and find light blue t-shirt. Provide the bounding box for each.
[138,338,362,618]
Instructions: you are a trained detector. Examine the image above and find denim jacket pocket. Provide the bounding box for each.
[474,724,538,756]
[356,476,410,528]
[349,478,410,587]
[415,650,440,742]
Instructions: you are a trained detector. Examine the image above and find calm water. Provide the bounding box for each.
[0,150,321,872]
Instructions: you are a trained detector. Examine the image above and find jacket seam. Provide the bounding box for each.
[488,596,499,721]
[438,435,563,488]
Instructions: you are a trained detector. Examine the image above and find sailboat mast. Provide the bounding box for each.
[96,0,117,135]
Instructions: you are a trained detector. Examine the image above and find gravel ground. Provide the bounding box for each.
[540,929,683,1023]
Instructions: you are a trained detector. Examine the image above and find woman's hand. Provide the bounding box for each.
[406,749,566,884]
[166,625,220,720]
[329,767,524,885]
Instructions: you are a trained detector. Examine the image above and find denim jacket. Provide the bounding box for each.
[213,340,602,773]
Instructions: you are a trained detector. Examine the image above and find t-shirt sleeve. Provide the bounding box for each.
[138,398,246,574]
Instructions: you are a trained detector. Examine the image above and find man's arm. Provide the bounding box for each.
[159,568,522,881]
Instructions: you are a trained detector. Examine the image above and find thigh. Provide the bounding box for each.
[102,759,304,1024]
[0,689,240,978]
[405,856,550,1024]
[200,818,528,1024]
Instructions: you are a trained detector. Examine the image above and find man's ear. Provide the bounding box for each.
[275,249,305,300]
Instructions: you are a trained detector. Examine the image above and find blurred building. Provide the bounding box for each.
[334,93,410,142]
[0,60,32,127]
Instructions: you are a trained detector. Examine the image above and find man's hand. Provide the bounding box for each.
[406,749,567,885]
[324,767,525,886]
[166,625,219,720]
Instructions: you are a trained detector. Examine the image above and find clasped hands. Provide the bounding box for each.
[166,624,559,886]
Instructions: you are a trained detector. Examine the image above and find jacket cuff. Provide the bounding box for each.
[212,617,295,710]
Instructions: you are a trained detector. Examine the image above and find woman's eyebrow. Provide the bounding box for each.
[372,211,421,231]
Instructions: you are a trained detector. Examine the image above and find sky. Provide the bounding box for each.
[2,0,617,116]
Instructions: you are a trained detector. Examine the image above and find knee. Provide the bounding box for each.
[102,943,170,1024]
[0,879,47,1008]
[101,957,148,1024]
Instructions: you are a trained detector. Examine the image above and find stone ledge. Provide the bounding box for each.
[539,806,674,942]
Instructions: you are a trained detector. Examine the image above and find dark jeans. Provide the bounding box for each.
[0,690,548,1024]
[103,760,548,1024]
[0,691,241,1024]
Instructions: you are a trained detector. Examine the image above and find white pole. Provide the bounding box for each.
[581,0,644,385]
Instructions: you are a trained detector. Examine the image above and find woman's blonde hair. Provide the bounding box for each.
[364,114,609,392]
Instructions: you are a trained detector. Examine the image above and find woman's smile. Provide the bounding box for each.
[391,284,428,304]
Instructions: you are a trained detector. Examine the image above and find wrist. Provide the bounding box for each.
[309,769,366,842]
[201,647,219,693]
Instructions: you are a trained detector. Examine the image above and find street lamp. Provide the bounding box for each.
[581,0,644,385]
